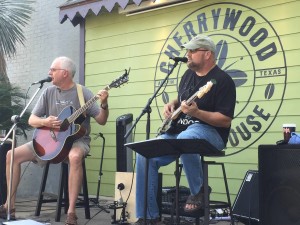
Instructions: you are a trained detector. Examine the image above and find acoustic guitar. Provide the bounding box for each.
[157,81,213,136]
[33,70,129,163]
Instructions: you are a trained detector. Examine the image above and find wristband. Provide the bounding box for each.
[101,103,108,110]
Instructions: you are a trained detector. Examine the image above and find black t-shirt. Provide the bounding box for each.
[174,65,236,145]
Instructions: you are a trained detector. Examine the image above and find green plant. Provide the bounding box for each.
[0,82,32,138]
[0,0,34,139]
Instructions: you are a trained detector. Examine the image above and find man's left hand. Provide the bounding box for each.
[97,90,109,103]
[181,101,198,117]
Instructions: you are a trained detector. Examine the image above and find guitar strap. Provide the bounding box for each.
[76,84,86,116]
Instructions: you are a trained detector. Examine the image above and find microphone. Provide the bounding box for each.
[169,57,188,63]
[31,77,52,85]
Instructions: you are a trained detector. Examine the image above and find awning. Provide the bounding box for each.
[59,0,155,26]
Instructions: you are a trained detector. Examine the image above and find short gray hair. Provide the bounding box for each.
[56,56,76,77]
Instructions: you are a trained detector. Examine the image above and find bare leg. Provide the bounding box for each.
[67,147,84,214]
[5,143,35,210]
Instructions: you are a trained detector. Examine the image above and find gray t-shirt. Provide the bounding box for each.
[32,84,101,146]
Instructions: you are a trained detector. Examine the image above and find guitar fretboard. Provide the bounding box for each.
[171,86,205,120]
[67,85,110,123]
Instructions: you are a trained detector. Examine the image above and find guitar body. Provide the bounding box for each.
[32,106,86,164]
[157,118,179,136]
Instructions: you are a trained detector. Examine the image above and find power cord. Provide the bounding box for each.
[108,127,136,225]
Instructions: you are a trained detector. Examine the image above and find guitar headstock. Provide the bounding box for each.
[197,81,213,98]
[109,68,130,89]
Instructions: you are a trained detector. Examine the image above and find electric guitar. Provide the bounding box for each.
[33,70,129,163]
[157,81,213,136]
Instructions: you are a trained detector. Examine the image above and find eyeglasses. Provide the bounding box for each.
[186,49,209,54]
[49,68,66,72]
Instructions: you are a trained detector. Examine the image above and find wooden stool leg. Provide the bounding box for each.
[35,162,50,216]
[35,160,92,222]
[55,163,67,222]
[54,159,91,221]
[64,163,69,214]
[203,160,209,225]
[221,163,235,225]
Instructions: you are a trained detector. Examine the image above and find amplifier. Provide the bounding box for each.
[232,170,259,225]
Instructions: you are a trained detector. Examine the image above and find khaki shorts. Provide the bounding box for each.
[28,140,90,167]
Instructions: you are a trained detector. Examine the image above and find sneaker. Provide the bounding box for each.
[65,212,78,225]
[0,205,16,220]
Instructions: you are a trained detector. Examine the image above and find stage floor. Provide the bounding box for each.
[0,197,244,225]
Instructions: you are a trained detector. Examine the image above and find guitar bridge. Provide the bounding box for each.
[50,129,58,142]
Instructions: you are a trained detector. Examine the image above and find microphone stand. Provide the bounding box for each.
[89,132,110,213]
[124,60,180,225]
[0,82,47,221]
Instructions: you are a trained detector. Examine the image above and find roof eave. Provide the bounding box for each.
[59,0,152,26]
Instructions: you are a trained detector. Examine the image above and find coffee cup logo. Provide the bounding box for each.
[154,3,286,151]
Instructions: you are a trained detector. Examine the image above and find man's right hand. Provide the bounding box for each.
[44,116,61,129]
[163,102,176,119]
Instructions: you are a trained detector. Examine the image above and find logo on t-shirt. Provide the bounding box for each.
[56,100,73,106]
[154,3,286,151]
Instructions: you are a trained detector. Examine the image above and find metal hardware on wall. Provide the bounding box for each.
[118,0,199,16]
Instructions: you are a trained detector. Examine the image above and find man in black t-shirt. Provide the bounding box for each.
[133,35,236,225]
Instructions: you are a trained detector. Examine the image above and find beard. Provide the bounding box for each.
[187,61,202,71]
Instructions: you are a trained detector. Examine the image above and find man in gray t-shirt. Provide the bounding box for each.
[1,56,109,225]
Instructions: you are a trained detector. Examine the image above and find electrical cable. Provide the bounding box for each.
[89,132,109,213]
[154,61,173,99]
[83,204,111,225]
[129,128,156,220]
[108,127,136,224]
[123,126,136,204]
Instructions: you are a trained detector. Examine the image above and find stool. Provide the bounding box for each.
[125,139,233,224]
[172,140,235,225]
[202,158,234,225]
[35,159,90,222]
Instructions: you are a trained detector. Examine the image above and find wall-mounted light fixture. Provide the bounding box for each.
[118,0,199,16]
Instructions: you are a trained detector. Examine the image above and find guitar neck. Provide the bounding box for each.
[68,85,111,123]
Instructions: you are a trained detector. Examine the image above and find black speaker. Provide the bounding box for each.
[259,145,300,225]
[232,170,259,225]
[116,114,133,172]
